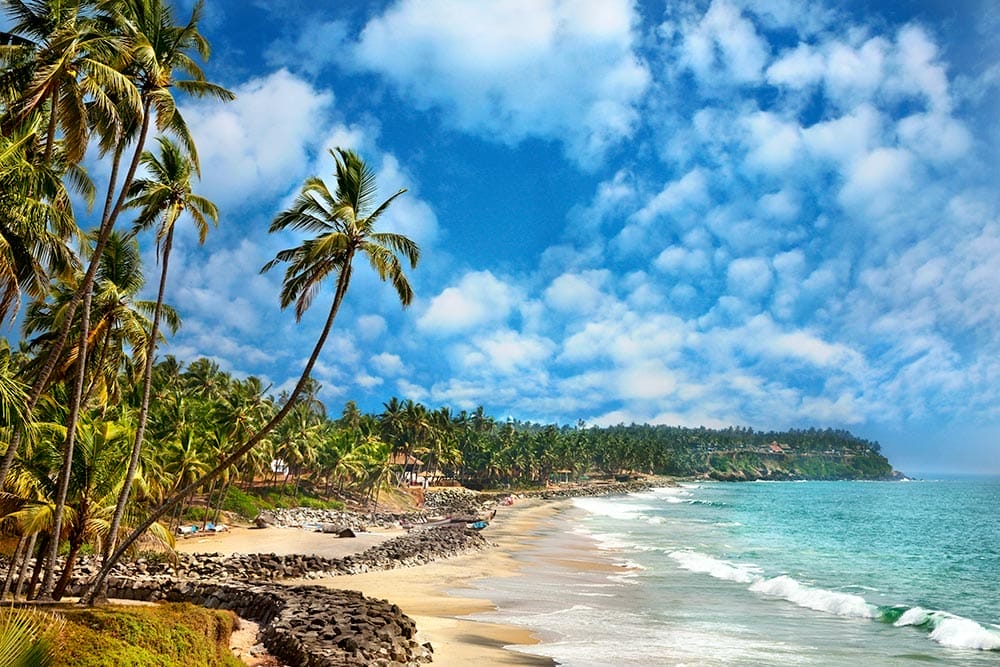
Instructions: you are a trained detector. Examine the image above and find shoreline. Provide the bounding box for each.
[288,497,568,665]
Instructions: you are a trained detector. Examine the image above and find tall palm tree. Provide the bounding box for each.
[33,0,229,600]
[82,147,419,603]
[0,0,230,538]
[1,0,139,164]
[102,135,216,573]
[0,121,82,325]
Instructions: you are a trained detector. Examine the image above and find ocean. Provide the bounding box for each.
[468,478,1000,666]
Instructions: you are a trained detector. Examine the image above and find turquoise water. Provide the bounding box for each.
[470,479,1000,665]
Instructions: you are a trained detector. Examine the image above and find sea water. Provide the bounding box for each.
[468,478,1000,666]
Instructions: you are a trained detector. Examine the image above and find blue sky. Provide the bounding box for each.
[14,0,1000,474]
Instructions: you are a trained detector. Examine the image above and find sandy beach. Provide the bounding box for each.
[180,500,568,665]
[174,524,398,559]
[296,499,566,665]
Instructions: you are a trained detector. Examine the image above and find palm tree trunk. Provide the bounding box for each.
[0,102,152,484]
[52,534,83,600]
[37,278,93,599]
[39,103,156,600]
[103,226,173,572]
[212,475,234,525]
[13,532,38,600]
[81,257,357,605]
[2,534,26,598]
[25,533,47,600]
[42,88,58,165]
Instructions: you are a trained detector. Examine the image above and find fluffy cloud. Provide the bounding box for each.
[543,270,611,314]
[675,0,770,86]
[726,257,773,300]
[352,0,650,166]
[417,271,518,334]
[182,70,333,211]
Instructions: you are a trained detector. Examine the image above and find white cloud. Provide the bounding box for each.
[417,271,518,334]
[824,37,888,107]
[676,0,770,85]
[544,271,610,314]
[726,257,773,299]
[352,0,649,166]
[355,315,387,341]
[897,112,971,163]
[464,329,556,375]
[838,147,914,217]
[355,372,384,389]
[888,24,951,112]
[654,245,710,275]
[183,70,333,211]
[802,104,882,166]
[632,168,710,225]
[741,111,802,173]
[617,360,677,400]
[264,19,349,76]
[766,42,826,88]
[370,352,406,376]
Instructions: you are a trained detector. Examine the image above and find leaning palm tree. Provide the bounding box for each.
[102,135,217,573]
[81,147,419,603]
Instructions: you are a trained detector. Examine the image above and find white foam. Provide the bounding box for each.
[668,550,761,584]
[893,606,930,627]
[615,559,647,570]
[572,497,654,521]
[930,616,1000,650]
[749,575,876,618]
[896,609,1000,651]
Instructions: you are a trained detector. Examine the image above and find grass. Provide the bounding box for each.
[51,602,243,667]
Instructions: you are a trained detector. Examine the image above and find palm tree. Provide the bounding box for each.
[25,231,172,595]
[0,121,81,325]
[32,1,229,600]
[102,135,217,574]
[2,0,139,164]
[82,147,419,603]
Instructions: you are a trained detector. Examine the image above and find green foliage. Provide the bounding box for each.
[54,603,241,667]
[220,486,260,519]
[0,606,63,667]
[181,506,212,522]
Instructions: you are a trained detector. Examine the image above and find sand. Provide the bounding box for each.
[184,501,567,665]
[174,524,397,559]
[289,499,566,665]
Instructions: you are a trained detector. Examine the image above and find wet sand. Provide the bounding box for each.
[286,498,567,666]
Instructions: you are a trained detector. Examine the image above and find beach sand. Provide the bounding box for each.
[174,524,397,559]
[287,499,566,666]
[181,500,569,665]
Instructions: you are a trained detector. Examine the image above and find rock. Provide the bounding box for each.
[320,524,356,537]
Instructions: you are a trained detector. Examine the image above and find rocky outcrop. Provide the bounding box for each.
[1,526,489,666]
[90,578,431,666]
[65,524,491,584]
[520,478,663,500]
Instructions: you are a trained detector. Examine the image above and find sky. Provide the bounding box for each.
[9,0,1000,474]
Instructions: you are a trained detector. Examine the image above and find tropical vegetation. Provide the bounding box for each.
[0,0,892,622]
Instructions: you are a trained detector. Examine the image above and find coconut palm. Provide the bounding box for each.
[20,231,173,402]
[33,0,230,600]
[102,135,217,575]
[0,0,140,164]
[82,147,419,603]
[0,121,82,326]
